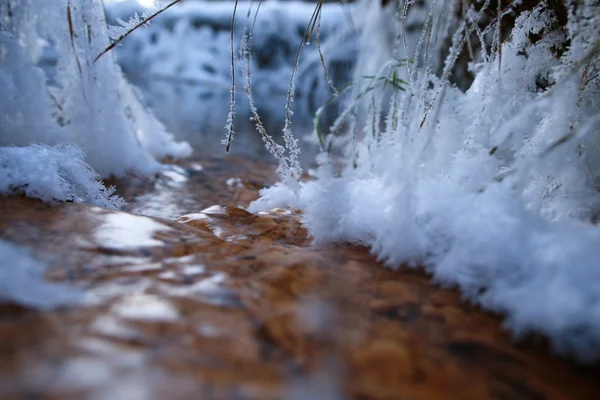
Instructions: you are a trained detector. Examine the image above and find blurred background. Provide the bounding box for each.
[98,0,359,158]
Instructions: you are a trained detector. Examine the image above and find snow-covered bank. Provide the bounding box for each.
[0,0,191,207]
[0,144,125,209]
[251,1,600,361]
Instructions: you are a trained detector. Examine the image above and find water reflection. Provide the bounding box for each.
[91,210,173,250]
[91,315,140,340]
[116,155,277,219]
[159,272,242,307]
[112,292,180,321]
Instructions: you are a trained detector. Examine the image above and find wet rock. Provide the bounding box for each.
[1,157,600,399]
[177,205,308,246]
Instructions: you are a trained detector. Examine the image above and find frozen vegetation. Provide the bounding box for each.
[0,0,191,206]
[250,0,600,362]
[0,0,190,307]
[0,144,125,209]
[0,0,351,308]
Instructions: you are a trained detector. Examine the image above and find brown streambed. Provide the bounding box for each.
[1,155,599,400]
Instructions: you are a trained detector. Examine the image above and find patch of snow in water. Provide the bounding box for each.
[112,292,180,321]
[0,240,82,310]
[92,211,172,250]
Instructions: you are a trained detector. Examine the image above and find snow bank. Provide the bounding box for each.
[0,240,82,310]
[0,0,191,207]
[251,1,600,361]
[0,144,125,209]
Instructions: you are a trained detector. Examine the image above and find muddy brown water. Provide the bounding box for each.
[1,155,599,400]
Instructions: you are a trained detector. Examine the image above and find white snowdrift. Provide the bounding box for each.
[251,1,600,361]
[0,0,191,208]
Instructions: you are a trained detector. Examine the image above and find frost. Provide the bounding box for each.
[107,12,151,42]
[252,0,600,361]
[0,0,191,208]
[0,144,126,209]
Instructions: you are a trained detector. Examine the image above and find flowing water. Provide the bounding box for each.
[1,154,600,399]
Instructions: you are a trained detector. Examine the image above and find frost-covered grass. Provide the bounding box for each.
[0,0,191,208]
[251,0,600,362]
[0,144,125,209]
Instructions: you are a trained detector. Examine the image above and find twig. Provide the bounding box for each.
[94,0,183,63]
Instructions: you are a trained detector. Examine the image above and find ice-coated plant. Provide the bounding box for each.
[0,0,191,207]
[251,0,600,362]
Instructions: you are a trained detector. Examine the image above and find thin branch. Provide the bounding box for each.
[94,0,183,63]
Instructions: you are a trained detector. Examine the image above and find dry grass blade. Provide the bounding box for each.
[94,0,183,63]
[497,0,502,72]
[316,0,337,96]
[67,3,74,39]
[244,2,286,154]
[306,0,323,43]
[67,2,83,76]
[225,0,239,152]
[67,1,90,107]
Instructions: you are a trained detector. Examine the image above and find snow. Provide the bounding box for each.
[92,211,174,249]
[112,292,180,321]
[0,1,193,312]
[251,0,600,361]
[0,144,125,209]
[0,0,191,208]
[0,240,82,310]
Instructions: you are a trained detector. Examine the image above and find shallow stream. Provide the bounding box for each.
[1,154,600,399]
